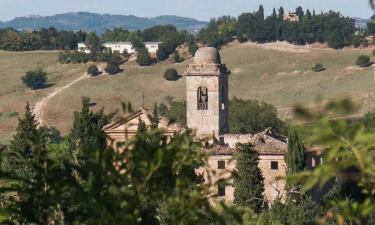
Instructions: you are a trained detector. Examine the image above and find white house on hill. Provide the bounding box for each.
[77,42,161,54]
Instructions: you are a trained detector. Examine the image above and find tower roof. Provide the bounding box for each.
[194,47,221,65]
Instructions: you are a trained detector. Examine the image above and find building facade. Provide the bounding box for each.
[78,42,161,54]
[283,12,300,22]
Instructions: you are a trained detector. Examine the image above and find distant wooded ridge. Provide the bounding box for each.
[0,6,372,53]
[0,11,368,34]
[0,12,208,33]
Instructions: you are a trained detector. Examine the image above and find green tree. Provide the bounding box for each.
[67,97,114,171]
[85,32,102,58]
[234,143,265,213]
[163,68,180,81]
[87,64,100,76]
[356,55,371,68]
[173,51,182,63]
[189,43,199,56]
[229,98,286,134]
[9,102,39,155]
[286,130,306,175]
[151,103,160,129]
[137,117,147,135]
[22,69,48,89]
[105,52,123,75]
[136,48,153,66]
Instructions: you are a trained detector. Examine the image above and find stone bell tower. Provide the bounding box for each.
[185,47,229,137]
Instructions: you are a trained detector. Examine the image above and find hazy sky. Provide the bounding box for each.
[0,0,372,21]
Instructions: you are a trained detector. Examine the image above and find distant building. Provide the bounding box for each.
[283,12,299,22]
[77,42,161,54]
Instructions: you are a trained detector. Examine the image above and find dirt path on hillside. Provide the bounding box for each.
[34,72,90,126]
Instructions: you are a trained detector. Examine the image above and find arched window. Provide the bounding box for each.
[197,86,208,110]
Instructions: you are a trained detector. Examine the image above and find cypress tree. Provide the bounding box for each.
[137,117,147,135]
[278,7,285,21]
[285,130,306,175]
[151,103,160,129]
[234,143,265,213]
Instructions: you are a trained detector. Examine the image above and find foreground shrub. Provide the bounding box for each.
[87,65,100,76]
[356,55,371,68]
[163,68,180,81]
[22,69,48,89]
[311,63,326,72]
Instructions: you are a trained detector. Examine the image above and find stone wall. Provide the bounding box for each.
[205,154,287,205]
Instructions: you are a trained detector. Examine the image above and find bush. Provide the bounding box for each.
[136,48,153,66]
[22,69,48,89]
[173,51,182,63]
[163,68,180,81]
[87,65,100,76]
[105,61,121,75]
[188,43,199,56]
[105,53,123,75]
[311,63,326,72]
[356,55,371,68]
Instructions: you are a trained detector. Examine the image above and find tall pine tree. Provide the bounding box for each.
[234,143,265,213]
[10,102,38,156]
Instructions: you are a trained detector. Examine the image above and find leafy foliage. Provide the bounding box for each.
[21,69,48,90]
[290,99,375,224]
[229,98,286,134]
[159,99,187,127]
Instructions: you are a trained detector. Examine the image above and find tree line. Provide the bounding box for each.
[0,27,86,51]
[197,6,358,49]
[1,5,366,55]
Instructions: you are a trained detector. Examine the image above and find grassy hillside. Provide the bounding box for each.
[0,43,374,143]
[0,51,87,143]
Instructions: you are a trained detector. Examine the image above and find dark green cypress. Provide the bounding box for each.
[234,143,265,213]
[285,130,306,175]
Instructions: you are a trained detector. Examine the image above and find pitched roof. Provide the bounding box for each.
[207,128,288,156]
[103,107,181,132]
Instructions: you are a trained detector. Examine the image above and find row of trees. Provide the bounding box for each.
[0,27,86,51]
[198,6,357,49]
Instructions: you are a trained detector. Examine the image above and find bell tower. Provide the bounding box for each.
[185,47,229,137]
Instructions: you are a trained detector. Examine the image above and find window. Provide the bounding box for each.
[271,161,279,170]
[218,181,226,197]
[197,86,208,110]
[218,160,225,169]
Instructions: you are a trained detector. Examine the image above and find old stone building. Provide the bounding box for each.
[283,11,300,22]
[104,47,320,205]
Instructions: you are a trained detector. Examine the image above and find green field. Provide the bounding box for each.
[0,43,374,144]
